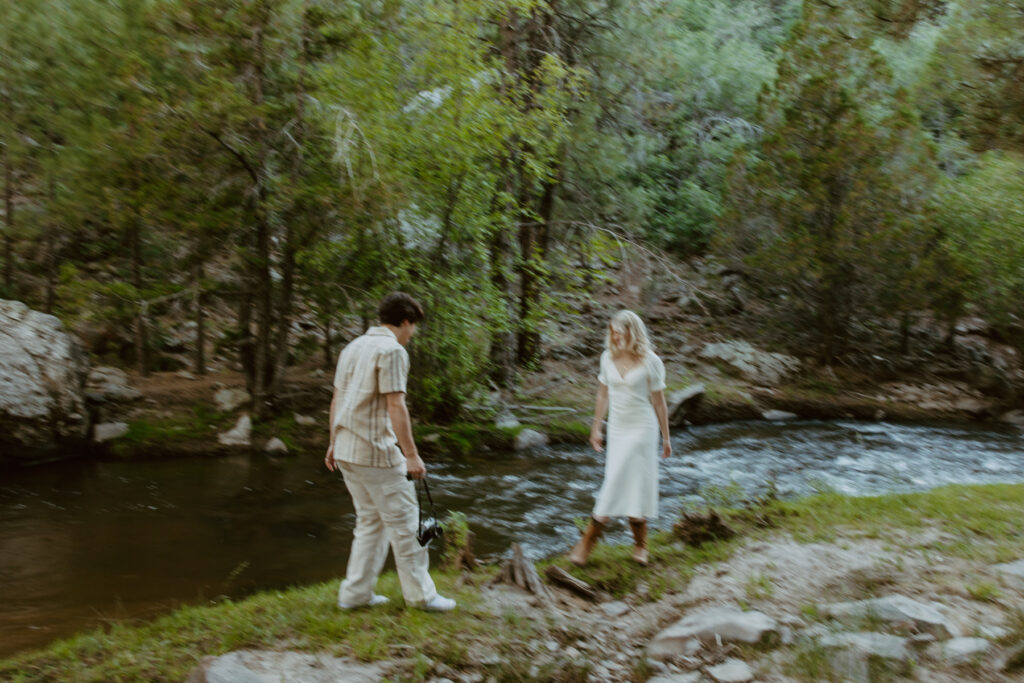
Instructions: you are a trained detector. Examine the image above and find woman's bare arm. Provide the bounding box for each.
[651,389,672,459]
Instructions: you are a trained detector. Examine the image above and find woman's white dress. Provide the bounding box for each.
[592,349,666,519]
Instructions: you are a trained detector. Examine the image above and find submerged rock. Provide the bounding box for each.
[0,299,90,462]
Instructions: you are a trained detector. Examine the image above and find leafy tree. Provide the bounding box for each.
[720,3,939,362]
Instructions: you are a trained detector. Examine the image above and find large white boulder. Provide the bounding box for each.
[0,300,90,460]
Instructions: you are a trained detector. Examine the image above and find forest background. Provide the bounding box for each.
[2,0,1023,424]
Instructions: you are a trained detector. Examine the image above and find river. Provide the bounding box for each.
[1,420,1021,657]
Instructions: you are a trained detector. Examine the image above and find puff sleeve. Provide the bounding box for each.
[597,350,609,386]
[647,352,666,392]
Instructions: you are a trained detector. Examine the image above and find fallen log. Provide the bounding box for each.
[544,565,597,601]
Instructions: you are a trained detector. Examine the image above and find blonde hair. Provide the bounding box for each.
[605,309,651,358]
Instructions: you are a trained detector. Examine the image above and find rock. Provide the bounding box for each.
[820,594,958,639]
[1000,410,1024,427]
[93,422,129,443]
[0,299,91,460]
[175,370,196,380]
[648,606,777,659]
[818,632,911,683]
[706,658,754,683]
[599,601,630,618]
[214,387,251,412]
[218,415,252,447]
[185,649,387,683]
[668,383,705,426]
[928,637,990,664]
[978,625,1010,640]
[494,410,521,430]
[954,396,990,416]
[762,409,797,421]
[294,413,317,427]
[264,437,288,455]
[993,559,1024,582]
[514,428,548,450]
[648,674,701,683]
[699,340,801,385]
[86,366,143,402]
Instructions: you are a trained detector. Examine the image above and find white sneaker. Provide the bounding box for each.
[419,594,456,612]
[338,594,389,610]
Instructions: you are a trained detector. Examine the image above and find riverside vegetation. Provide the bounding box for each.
[2,483,1024,681]
[2,0,1024,444]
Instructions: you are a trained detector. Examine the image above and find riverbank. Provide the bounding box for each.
[3,483,1023,681]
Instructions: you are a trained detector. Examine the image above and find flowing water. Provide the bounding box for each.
[1,420,1021,657]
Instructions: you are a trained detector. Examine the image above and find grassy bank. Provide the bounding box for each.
[4,483,1024,681]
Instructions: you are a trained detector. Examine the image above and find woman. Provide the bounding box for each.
[569,310,672,566]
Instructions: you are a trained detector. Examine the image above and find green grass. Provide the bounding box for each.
[733,483,1024,562]
[0,571,528,682]
[108,404,231,457]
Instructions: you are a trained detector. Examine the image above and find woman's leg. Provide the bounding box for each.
[628,517,649,566]
[569,516,606,566]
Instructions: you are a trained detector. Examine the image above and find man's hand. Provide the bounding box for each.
[406,453,426,479]
[324,443,336,471]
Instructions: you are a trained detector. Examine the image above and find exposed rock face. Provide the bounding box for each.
[699,341,800,385]
[668,383,705,426]
[0,300,90,462]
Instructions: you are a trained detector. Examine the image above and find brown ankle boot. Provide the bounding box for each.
[629,518,649,566]
[569,517,605,566]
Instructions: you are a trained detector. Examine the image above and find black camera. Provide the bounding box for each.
[416,517,444,547]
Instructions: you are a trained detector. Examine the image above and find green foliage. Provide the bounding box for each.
[720,5,940,360]
[936,151,1024,338]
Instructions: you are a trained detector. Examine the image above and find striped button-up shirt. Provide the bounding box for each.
[330,326,409,468]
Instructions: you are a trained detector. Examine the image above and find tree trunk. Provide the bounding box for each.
[270,6,310,399]
[898,311,911,356]
[322,318,333,371]
[2,131,13,292]
[516,217,541,367]
[129,217,150,375]
[193,260,206,375]
[44,161,57,314]
[249,12,274,416]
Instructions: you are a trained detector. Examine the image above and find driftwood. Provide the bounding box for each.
[544,565,597,601]
[492,543,553,604]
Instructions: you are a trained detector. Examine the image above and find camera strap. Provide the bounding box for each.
[415,476,437,524]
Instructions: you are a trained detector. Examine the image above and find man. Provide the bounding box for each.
[324,292,455,612]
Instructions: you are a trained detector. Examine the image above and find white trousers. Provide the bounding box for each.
[337,461,438,606]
